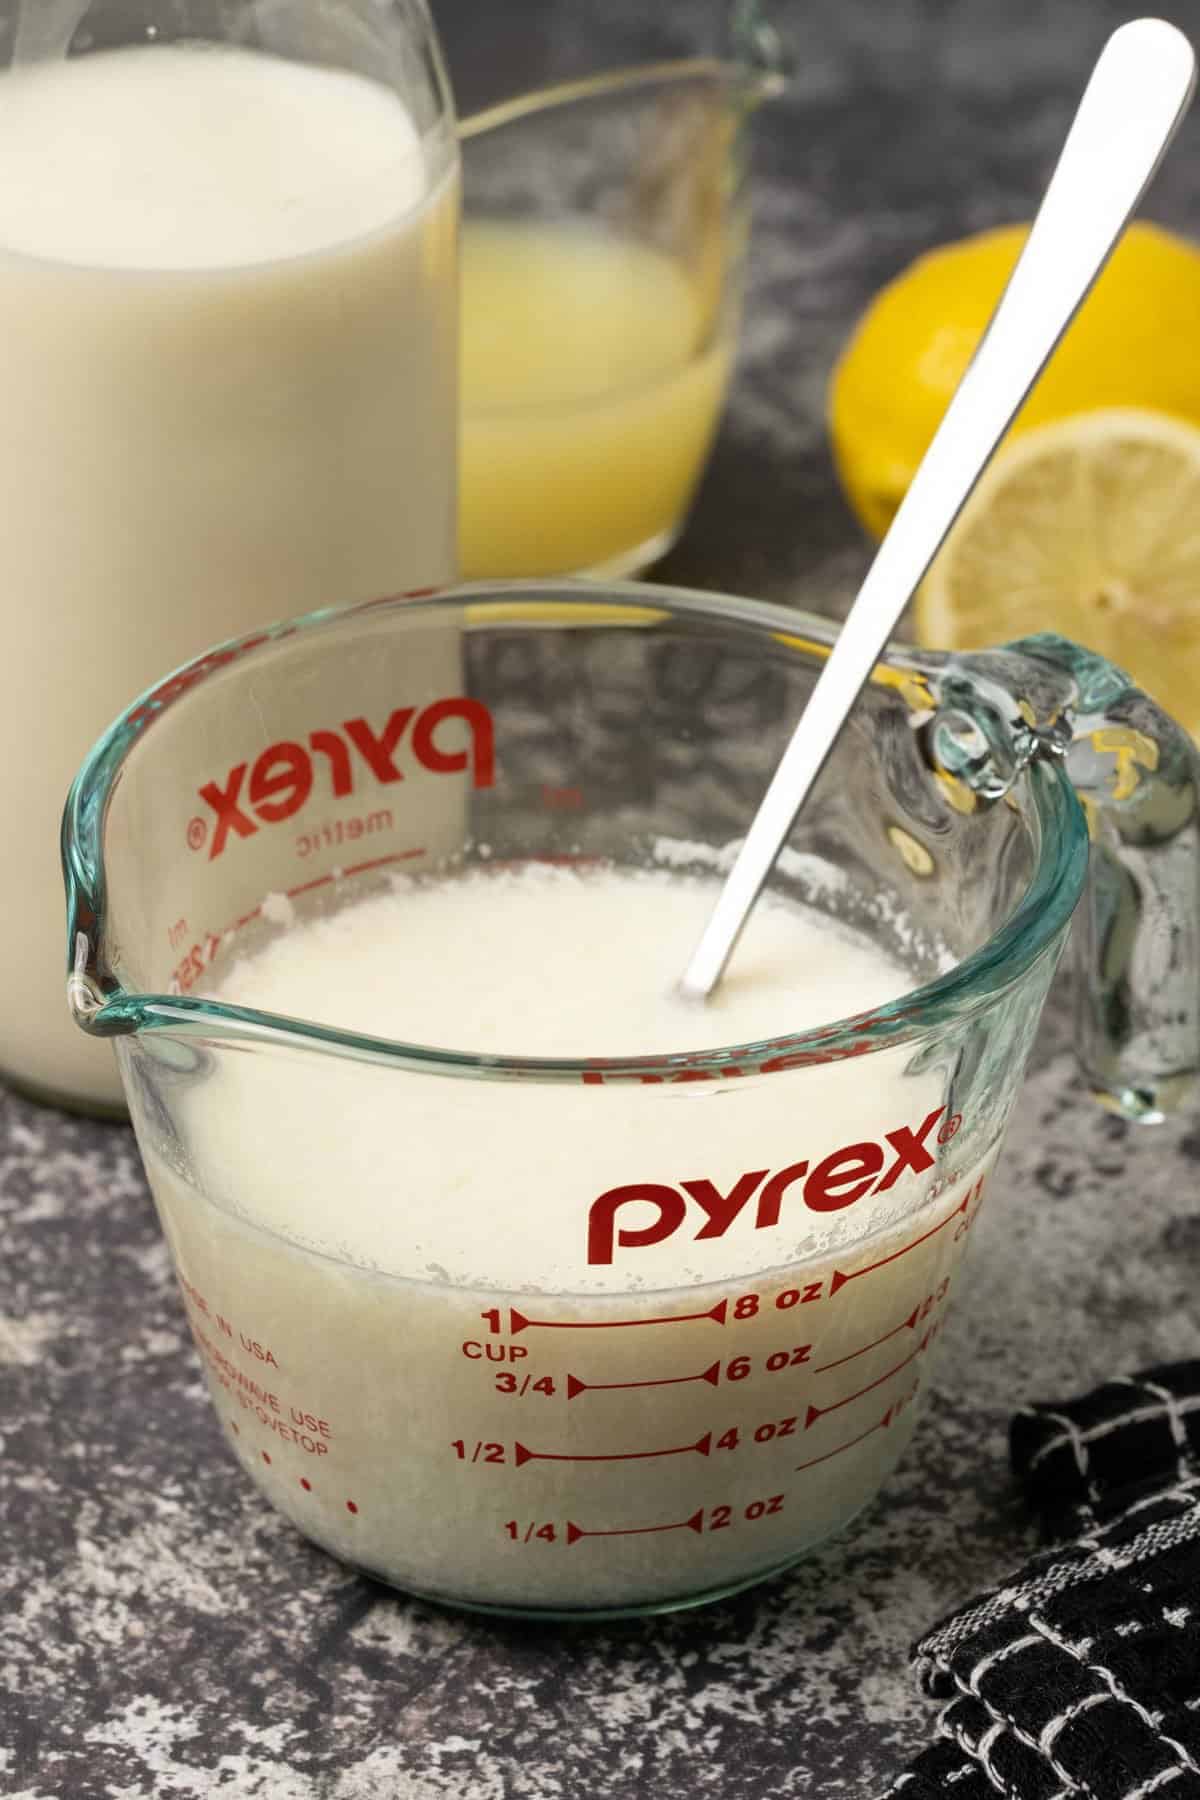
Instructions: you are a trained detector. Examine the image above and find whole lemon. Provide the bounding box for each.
[829,221,1200,539]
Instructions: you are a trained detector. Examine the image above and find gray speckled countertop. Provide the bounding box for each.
[5,2,1200,1796]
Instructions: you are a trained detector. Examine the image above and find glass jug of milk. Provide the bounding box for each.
[0,0,459,1113]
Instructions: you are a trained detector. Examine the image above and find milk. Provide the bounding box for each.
[0,44,458,1109]
[459,221,730,577]
[129,865,996,1612]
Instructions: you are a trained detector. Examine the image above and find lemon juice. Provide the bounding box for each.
[459,219,732,578]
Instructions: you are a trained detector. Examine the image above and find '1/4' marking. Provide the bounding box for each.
[565,1495,785,1544]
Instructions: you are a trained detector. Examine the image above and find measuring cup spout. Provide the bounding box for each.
[728,0,791,102]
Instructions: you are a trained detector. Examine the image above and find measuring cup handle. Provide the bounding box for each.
[1002,633,1200,1120]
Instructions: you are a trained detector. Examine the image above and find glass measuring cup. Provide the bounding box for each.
[456,8,786,580]
[64,585,1200,1618]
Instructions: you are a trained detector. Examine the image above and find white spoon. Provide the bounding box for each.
[679,16,1197,1002]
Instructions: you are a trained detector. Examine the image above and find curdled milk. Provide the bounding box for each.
[1,44,458,1107]
[132,866,995,1612]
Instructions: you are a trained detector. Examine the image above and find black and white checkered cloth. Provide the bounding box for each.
[888,1363,1200,1800]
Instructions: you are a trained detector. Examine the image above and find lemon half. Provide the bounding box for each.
[917,408,1200,736]
[830,222,1200,540]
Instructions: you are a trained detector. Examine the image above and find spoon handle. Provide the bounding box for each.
[680,17,1197,1002]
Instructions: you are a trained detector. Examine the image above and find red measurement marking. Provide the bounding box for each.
[805,1333,930,1427]
[541,784,584,811]
[230,1421,239,1436]
[286,873,339,902]
[794,1403,899,1472]
[261,1451,272,1464]
[206,847,429,954]
[510,1298,727,1335]
[566,1508,705,1546]
[283,847,426,903]
[300,1478,312,1492]
[346,1500,359,1515]
[342,848,426,880]
[829,1191,971,1295]
[813,1306,921,1374]
[566,1360,721,1400]
[514,1432,711,1468]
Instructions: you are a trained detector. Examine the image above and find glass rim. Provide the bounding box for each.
[64,581,1090,1084]
[457,53,787,143]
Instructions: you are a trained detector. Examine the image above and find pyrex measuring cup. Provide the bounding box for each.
[64,586,1200,1618]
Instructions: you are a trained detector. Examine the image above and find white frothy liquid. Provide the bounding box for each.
[0,44,458,1107]
[132,866,995,1612]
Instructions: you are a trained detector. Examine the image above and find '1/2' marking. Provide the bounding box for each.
[513,1433,712,1467]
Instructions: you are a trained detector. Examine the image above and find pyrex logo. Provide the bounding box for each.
[586,1106,957,1264]
[195,698,494,860]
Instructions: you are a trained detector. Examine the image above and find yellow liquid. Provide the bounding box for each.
[459,219,732,579]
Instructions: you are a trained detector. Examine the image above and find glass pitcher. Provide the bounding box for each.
[62,585,1200,1618]
[455,2,787,580]
[0,0,458,1114]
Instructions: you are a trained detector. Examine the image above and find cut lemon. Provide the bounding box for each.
[916,409,1200,737]
[830,222,1200,540]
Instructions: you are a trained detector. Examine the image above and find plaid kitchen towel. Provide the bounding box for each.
[888,1363,1200,1800]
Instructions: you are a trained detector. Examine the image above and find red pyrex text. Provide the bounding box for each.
[587,1106,956,1264]
[196,697,495,860]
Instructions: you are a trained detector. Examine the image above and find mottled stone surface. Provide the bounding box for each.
[6,1069,1200,1798]
[4,1,1200,1795]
